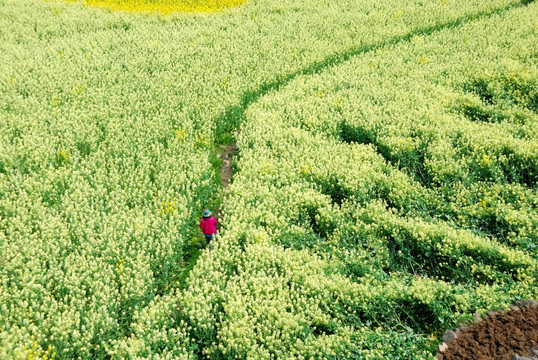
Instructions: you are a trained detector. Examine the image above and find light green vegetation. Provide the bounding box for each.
[0,0,536,358]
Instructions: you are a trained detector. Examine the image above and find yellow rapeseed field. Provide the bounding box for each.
[65,0,247,13]
[2,0,537,358]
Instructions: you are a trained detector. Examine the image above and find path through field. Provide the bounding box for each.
[194,1,538,357]
[215,1,520,137]
[208,0,523,251]
[207,0,523,246]
[219,143,239,190]
[214,143,238,228]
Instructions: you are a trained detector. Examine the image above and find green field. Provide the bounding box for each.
[0,0,537,358]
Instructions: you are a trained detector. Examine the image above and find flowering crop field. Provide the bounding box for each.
[0,0,536,358]
[64,0,248,14]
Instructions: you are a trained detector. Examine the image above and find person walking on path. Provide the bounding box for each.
[200,209,217,246]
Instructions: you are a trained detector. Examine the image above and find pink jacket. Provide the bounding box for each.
[200,217,218,235]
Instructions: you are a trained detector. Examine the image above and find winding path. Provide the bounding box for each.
[180,0,523,290]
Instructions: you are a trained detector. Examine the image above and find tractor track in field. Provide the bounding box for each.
[213,143,239,227]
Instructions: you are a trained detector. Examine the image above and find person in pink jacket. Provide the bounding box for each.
[200,209,218,244]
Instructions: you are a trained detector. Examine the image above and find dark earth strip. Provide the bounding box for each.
[219,144,239,189]
[438,301,538,360]
[213,143,238,231]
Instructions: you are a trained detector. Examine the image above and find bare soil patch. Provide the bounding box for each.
[219,144,239,189]
[211,143,238,230]
[438,301,538,360]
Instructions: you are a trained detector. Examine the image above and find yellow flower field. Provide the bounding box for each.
[1,0,536,358]
[65,0,247,13]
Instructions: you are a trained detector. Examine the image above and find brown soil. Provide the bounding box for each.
[219,144,238,189]
[439,302,538,360]
[212,143,238,230]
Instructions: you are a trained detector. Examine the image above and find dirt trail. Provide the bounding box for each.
[219,144,239,189]
[212,143,238,231]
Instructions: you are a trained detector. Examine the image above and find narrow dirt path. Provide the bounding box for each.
[177,1,519,292]
[213,143,239,230]
[167,142,239,292]
[219,144,239,189]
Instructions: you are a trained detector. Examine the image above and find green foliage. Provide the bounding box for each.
[1,0,536,358]
[184,4,537,359]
